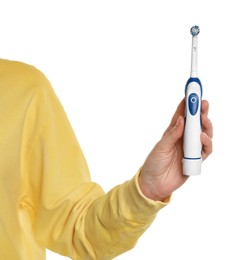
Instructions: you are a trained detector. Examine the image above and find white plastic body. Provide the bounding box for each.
[190,36,198,77]
[183,80,202,176]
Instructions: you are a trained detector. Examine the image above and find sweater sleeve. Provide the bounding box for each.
[81,172,169,259]
[23,73,169,259]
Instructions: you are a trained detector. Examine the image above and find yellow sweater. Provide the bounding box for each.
[0,59,168,259]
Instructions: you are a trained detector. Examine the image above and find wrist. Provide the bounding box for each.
[138,173,169,202]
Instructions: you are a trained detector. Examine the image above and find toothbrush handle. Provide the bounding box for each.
[183,78,202,176]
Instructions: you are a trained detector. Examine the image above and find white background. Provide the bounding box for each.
[1,0,239,259]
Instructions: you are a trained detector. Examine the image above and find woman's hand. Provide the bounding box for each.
[138,99,213,201]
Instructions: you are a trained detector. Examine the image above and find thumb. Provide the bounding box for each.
[160,116,184,150]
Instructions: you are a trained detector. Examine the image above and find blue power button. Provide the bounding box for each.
[188,93,199,115]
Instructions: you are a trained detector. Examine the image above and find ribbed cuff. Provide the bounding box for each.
[134,170,171,205]
[122,170,171,223]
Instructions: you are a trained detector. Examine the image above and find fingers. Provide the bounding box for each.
[160,116,184,150]
[201,132,212,160]
[201,99,209,116]
[201,100,213,160]
[164,99,211,137]
[163,99,185,136]
[202,114,213,139]
[170,98,185,125]
[201,100,213,139]
[161,99,213,156]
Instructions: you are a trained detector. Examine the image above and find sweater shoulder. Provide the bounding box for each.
[0,58,61,120]
[0,58,51,92]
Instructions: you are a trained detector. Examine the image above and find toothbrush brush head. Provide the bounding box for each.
[190,25,200,36]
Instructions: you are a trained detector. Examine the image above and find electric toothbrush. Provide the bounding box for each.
[183,25,203,176]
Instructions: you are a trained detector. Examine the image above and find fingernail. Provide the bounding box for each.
[202,132,211,140]
[175,117,180,127]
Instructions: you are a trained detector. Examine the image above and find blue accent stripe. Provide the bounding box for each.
[185,77,203,96]
[184,157,201,160]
